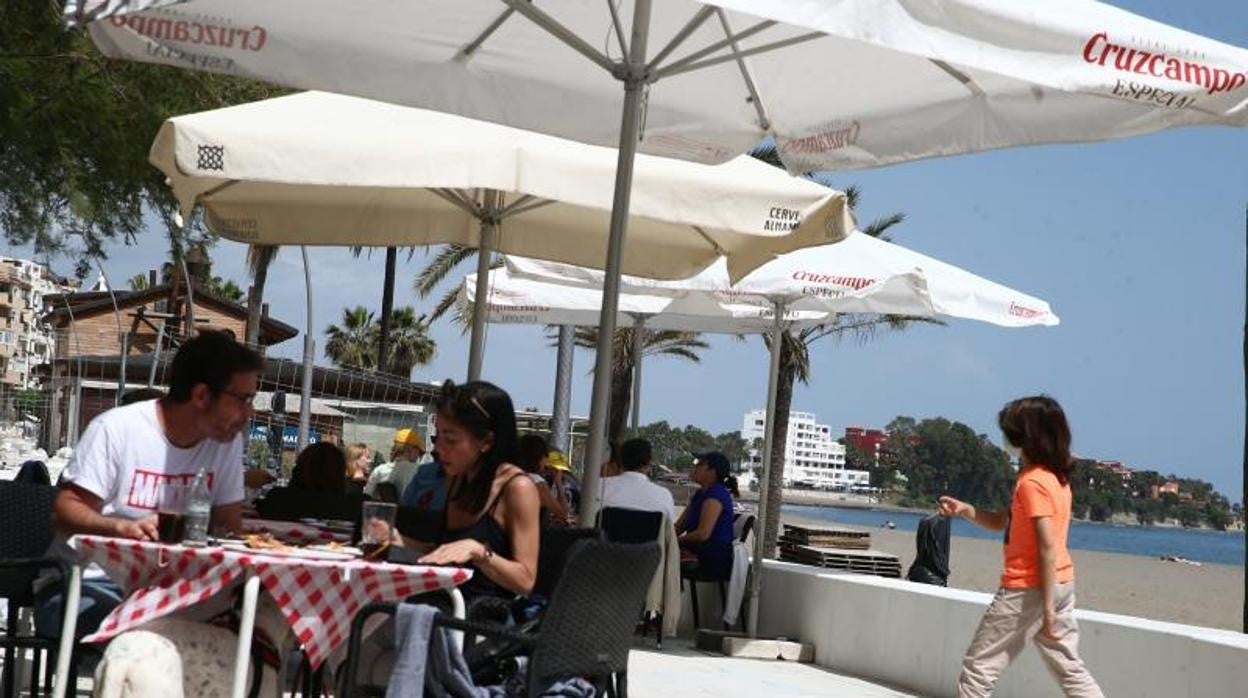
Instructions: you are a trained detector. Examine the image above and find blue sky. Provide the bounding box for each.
[8,1,1246,498]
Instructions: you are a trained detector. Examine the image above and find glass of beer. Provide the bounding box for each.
[360,502,397,560]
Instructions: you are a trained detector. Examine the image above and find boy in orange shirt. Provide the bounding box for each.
[939,396,1103,698]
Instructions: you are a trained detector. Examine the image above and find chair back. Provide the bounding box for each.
[14,460,51,486]
[599,507,663,544]
[733,512,756,543]
[528,540,659,697]
[0,481,58,602]
[532,527,602,599]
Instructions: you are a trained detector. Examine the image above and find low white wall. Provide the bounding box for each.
[755,560,1248,698]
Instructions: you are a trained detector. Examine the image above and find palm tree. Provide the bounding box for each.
[374,306,436,378]
[126,274,149,292]
[245,245,279,346]
[554,326,709,446]
[324,306,377,371]
[413,244,477,322]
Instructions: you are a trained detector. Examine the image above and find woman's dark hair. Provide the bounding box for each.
[166,331,263,403]
[725,475,741,499]
[998,395,1072,484]
[290,442,348,493]
[515,433,548,474]
[438,380,518,513]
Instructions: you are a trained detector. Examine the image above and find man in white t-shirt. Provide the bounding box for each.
[601,438,675,522]
[34,331,263,639]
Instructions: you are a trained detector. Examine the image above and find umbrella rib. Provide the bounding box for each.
[656,31,824,80]
[504,198,557,218]
[459,7,517,58]
[929,59,986,96]
[498,0,617,74]
[715,8,772,131]
[431,188,481,216]
[647,6,716,71]
[691,226,727,256]
[605,0,629,60]
[651,19,776,78]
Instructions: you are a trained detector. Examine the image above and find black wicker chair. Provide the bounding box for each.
[0,481,63,697]
[343,539,659,698]
[598,508,665,647]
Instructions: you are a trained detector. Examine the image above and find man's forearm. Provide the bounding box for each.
[53,498,121,538]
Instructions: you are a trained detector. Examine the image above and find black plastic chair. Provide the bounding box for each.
[343,539,659,698]
[0,481,62,697]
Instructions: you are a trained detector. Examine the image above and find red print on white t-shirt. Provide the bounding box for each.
[125,469,215,512]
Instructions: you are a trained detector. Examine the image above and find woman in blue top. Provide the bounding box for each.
[676,451,736,579]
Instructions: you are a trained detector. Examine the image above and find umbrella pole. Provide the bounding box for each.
[297,246,314,451]
[631,316,645,432]
[579,0,652,526]
[550,325,575,453]
[747,299,785,638]
[467,191,499,381]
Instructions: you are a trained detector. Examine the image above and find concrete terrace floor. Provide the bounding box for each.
[626,642,920,698]
[0,637,921,697]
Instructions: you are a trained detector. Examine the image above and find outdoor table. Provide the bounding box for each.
[52,535,471,698]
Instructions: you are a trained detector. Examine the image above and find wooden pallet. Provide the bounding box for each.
[779,544,902,578]
[780,524,871,550]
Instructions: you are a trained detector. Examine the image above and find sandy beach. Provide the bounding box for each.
[784,512,1244,632]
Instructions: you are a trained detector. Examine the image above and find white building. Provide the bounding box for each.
[0,258,76,388]
[741,409,870,490]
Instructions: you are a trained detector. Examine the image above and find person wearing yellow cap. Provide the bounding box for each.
[363,427,426,500]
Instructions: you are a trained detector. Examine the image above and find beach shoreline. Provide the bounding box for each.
[781,510,1244,632]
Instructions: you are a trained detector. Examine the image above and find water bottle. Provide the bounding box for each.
[183,466,212,546]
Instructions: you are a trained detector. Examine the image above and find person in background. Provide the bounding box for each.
[290,442,349,493]
[543,449,577,518]
[258,442,368,522]
[418,381,540,599]
[938,396,1103,698]
[401,435,447,511]
[365,428,426,500]
[36,331,261,639]
[344,442,372,493]
[601,438,675,522]
[515,434,570,524]
[675,451,735,580]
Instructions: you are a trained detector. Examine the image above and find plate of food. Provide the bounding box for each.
[237,533,358,561]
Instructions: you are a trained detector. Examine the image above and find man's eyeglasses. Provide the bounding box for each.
[219,388,257,407]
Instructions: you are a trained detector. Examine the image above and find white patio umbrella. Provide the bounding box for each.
[148,91,857,381]
[459,258,930,431]
[68,0,1248,555]
[469,236,1056,633]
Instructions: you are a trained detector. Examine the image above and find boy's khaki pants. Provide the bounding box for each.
[958,582,1104,698]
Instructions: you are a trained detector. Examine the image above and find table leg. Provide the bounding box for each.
[448,587,465,653]
[51,565,82,698]
[231,575,261,698]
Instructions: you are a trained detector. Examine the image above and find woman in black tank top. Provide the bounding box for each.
[418,381,540,597]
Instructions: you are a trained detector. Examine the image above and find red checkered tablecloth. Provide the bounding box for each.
[71,535,471,667]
